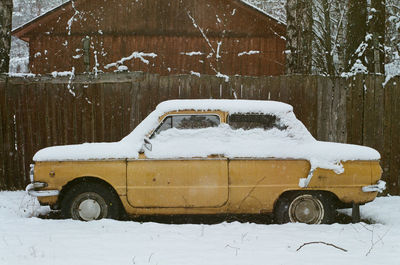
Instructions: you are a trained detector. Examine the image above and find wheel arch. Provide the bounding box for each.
[58,176,124,212]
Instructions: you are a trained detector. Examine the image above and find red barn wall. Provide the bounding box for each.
[21,0,286,76]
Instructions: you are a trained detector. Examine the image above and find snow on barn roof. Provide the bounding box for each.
[155,99,293,114]
[12,1,71,39]
[240,1,285,24]
[12,0,285,40]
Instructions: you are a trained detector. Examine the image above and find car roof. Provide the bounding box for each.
[155,99,293,114]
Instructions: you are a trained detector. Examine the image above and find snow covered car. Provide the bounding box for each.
[26,99,385,223]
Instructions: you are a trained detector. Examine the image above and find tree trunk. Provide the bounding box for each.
[368,0,386,74]
[285,0,313,74]
[321,0,334,76]
[0,0,13,73]
[345,0,367,71]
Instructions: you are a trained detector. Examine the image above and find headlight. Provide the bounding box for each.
[29,164,35,182]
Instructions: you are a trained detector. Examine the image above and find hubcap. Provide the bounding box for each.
[78,199,101,221]
[288,194,324,224]
[70,192,108,221]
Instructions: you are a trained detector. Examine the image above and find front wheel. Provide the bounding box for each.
[61,182,121,221]
[274,192,335,224]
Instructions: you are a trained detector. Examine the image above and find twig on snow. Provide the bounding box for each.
[148,252,154,263]
[225,244,240,256]
[364,225,391,256]
[296,241,348,252]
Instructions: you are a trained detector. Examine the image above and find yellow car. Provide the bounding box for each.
[26,99,385,223]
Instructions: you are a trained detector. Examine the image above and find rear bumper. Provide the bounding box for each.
[362,180,386,193]
[26,182,59,197]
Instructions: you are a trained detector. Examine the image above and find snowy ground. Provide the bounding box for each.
[0,191,399,265]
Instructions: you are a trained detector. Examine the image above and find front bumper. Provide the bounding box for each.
[362,180,386,193]
[26,182,59,197]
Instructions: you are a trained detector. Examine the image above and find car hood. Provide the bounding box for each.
[33,142,138,161]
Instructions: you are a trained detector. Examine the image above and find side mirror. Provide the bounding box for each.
[143,138,152,151]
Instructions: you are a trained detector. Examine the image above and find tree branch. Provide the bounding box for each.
[296,241,348,252]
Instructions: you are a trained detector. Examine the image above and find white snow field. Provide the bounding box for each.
[0,191,399,265]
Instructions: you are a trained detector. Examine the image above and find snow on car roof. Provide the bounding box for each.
[155,99,293,114]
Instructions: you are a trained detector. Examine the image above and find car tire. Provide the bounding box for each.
[274,192,335,224]
[61,182,121,221]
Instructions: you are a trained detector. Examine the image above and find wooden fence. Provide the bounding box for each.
[0,72,399,194]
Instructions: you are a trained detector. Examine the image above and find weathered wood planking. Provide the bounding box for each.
[0,73,399,195]
[14,0,285,76]
[388,78,400,194]
[0,78,6,189]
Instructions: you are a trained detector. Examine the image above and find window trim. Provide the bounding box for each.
[150,113,221,138]
[227,113,284,131]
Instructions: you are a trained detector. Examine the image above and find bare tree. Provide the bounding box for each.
[285,0,313,74]
[385,0,400,74]
[345,0,368,72]
[0,0,13,73]
[311,0,348,76]
[345,0,386,74]
[367,0,386,74]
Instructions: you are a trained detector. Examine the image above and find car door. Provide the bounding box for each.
[126,112,229,208]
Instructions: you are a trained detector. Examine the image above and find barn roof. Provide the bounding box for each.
[12,0,285,41]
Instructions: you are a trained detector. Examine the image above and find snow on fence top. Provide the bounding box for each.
[155,99,293,114]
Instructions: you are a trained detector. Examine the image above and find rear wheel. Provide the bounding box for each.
[274,192,335,224]
[61,182,121,221]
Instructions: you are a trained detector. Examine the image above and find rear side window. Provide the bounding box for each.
[152,114,220,137]
[228,113,286,130]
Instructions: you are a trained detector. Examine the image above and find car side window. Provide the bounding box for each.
[152,114,220,137]
[228,113,286,130]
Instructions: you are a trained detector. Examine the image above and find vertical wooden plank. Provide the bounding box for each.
[317,76,329,141]
[130,75,141,130]
[220,77,232,99]
[382,77,393,192]
[389,77,400,194]
[4,79,18,189]
[108,83,118,141]
[99,82,106,141]
[120,81,132,137]
[14,83,27,188]
[335,77,347,143]
[347,75,364,145]
[290,75,306,127]
[279,75,289,103]
[330,77,340,142]
[24,82,35,180]
[0,78,7,189]
[158,75,170,102]
[209,76,220,99]
[102,82,112,142]
[302,76,318,137]
[363,75,375,148]
[91,82,100,142]
[268,75,281,101]
[257,76,268,100]
[373,75,385,154]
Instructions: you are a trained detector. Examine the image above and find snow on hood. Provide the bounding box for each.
[33,99,380,175]
[33,142,134,162]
